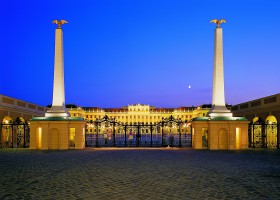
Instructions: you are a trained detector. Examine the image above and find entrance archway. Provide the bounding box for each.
[49,128,59,149]
[218,128,228,149]
[1,116,13,147]
[266,115,277,148]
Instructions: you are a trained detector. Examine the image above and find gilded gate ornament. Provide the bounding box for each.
[210,19,226,28]
[52,20,68,28]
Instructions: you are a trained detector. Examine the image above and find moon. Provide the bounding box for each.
[188,85,191,89]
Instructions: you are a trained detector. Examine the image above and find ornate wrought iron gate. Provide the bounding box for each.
[0,124,30,148]
[249,123,279,148]
[85,115,192,148]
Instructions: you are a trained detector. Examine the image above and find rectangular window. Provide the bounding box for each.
[236,128,240,149]
[36,127,42,149]
[69,128,75,148]
[202,128,208,148]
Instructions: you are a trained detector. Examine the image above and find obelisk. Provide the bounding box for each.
[45,20,70,118]
[208,19,232,117]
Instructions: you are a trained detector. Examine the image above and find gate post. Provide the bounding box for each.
[161,120,164,147]
[12,124,14,148]
[24,124,26,148]
[262,123,267,148]
[252,124,255,148]
[248,123,251,148]
[150,124,153,147]
[179,122,182,148]
[26,124,30,148]
[113,119,116,147]
[190,124,192,148]
[124,125,127,147]
[137,124,140,147]
[95,121,99,148]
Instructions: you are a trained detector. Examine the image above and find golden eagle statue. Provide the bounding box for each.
[210,19,226,28]
[52,20,68,29]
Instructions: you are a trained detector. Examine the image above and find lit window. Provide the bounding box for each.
[69,128,75,148]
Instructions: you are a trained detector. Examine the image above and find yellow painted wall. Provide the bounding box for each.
[29,120,86,150]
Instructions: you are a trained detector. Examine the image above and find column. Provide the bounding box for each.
[46,20,70,118]
[208,19,232,117]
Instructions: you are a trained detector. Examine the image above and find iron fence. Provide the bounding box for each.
[3,118,278,149]
[0,123,30,148]
[85,115,192,148]
[249,123,279,148]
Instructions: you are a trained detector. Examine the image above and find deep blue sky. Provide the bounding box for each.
[1,0,280,108]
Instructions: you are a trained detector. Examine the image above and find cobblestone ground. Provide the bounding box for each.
[0,148,280,200]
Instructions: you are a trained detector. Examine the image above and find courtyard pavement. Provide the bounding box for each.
[0,148,280,200]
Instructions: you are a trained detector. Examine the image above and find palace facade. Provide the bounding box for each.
[69,103,211,123]
[68,103,211,133]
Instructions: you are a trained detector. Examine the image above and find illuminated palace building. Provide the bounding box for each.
[69,104,210,133]
[67,103,211,147]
